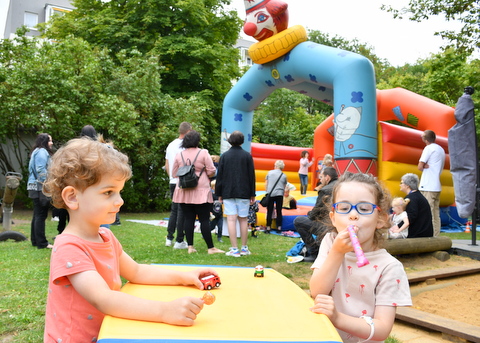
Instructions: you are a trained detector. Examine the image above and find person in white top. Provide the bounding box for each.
[418,130,445,236]
[165,122,192,248]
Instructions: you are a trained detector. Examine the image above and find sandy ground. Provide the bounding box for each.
[397,253,480,327]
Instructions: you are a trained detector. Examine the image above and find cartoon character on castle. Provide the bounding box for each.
[243,0,289,41]
[221,0,378,175]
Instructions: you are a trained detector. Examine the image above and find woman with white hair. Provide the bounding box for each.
[400,173,433,238]
[265,160,287,233]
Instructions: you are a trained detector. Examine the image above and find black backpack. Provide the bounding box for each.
[176,150,205,189]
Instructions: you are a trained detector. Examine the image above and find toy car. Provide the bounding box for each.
[200,275,221,290]
[254,265,264,277]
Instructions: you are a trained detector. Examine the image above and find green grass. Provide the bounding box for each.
[0,210,473,342]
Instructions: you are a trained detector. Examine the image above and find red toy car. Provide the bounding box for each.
[201,275,221,290]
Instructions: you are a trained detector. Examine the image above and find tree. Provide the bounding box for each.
[44,0,243,149]
[382,0,480,54]
[252,88,328,148]
[0,31,210,211]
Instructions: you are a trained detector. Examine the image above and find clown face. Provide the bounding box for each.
[243,0,289,41]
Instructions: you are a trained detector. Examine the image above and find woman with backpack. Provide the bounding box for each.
[172,130,224,255]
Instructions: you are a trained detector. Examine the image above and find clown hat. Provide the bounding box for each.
[244,0,271,14]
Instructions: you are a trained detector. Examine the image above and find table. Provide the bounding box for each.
[98,264,342,343]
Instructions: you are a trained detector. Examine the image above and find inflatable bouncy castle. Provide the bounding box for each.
[221,0,456,229]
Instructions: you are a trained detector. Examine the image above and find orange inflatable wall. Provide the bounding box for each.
[251,143,314,191]
[313,87,456,205]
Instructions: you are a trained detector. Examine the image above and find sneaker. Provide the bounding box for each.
[287,255,304,263]
[225,248,241,257]
[51,216,59,222]
[240,246,251,256]
[165,238,172,247]
[173,241,188,249]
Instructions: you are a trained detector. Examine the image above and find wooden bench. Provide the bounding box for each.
[396,307,480,343]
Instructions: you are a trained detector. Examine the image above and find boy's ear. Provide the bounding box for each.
[62,186,79,210]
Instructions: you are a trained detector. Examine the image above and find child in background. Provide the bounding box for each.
[309,172,411,343]
[389,197,410,239]
[43,138,218,343]
[209,180,223,242]
[248,201,259,237]
[298,150,313,195]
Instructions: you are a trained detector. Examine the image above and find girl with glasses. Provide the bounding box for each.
[309,172,412,343]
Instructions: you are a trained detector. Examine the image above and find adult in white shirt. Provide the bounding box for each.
[418,130,445,236]
[164,122,191,248]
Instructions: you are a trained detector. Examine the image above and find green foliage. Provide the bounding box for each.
[382,0,480,54]
[44,0,243,149]
[252,88,328,148]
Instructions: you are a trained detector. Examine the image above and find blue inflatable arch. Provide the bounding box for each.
[221,41,378,173]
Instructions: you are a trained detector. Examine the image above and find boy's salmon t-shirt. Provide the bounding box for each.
[44,229,123,343]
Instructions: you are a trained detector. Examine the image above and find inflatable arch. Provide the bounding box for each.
[221,38,378,175]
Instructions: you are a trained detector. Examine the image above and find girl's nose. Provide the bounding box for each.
[349,210,359,220]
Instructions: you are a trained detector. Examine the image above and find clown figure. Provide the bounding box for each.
[242,0,289,41]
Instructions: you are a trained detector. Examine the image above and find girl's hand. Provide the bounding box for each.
[390,225,400,233]
[310,294,338,323]
[160,297,204,326]
[330,229,353,254]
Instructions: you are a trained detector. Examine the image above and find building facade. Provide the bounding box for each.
[1,0,73,39]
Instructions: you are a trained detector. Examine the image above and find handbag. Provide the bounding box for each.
[260,173,283,207]
[176,150,205,189]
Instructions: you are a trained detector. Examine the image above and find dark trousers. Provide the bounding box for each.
[209,213,223,239]
[180,203,214,249]
[167,184,185,243]
[293,216,325,258]
[266,195,283,228]
[31,197,50,248]
[54,208,69,234]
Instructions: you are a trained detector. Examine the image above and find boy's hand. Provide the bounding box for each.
[160,297,204,326]
[187,268,219,290]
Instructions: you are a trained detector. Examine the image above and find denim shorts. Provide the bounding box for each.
[223,198,250,217]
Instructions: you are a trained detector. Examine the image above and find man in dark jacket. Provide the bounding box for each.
[293,166,338,261]
[215,131,256,257]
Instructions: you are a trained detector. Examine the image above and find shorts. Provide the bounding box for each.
[223,198,250,217]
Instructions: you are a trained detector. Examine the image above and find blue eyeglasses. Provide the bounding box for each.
[332,202,379,215]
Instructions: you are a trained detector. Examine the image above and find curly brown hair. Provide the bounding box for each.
[43,138,132,209]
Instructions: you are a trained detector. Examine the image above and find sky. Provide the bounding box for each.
[228,0,461,67]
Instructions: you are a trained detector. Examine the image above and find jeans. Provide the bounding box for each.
[167,184,185,243]
[210,212,223,239]
[31,196,50,248]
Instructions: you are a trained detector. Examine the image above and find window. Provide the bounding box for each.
[45,5,72,22]
[24,12,38,29]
